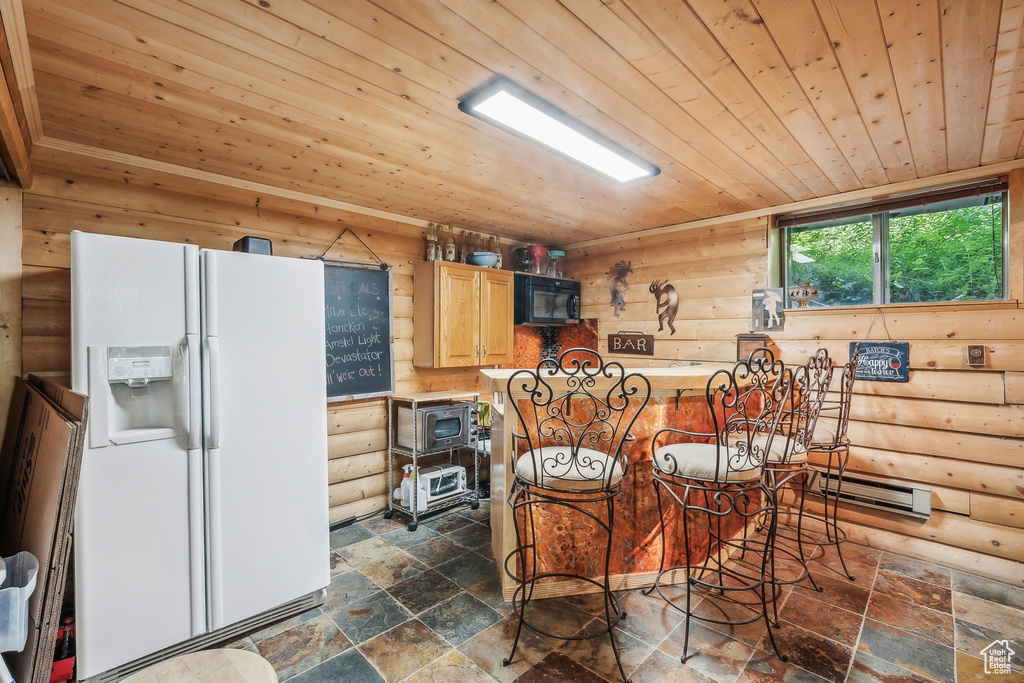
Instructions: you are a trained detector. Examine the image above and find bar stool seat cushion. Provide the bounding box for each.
[765,441,807,464]
[811,418,839,445]
[515,446,622,491]
[754,434,808,464]
[653,442,762,482]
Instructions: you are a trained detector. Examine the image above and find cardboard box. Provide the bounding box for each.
[0,377,87,683]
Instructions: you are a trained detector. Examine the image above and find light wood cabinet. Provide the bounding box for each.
[413,260,514,368]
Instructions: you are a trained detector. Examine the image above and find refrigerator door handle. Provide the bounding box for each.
[207,336,221,450]
[87,346,109,448]
[186,333,201,450]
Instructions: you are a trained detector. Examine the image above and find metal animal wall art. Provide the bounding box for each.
[649,279,679,335]
[606,260,633,318]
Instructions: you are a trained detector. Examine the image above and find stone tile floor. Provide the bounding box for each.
[224,501,1024,682]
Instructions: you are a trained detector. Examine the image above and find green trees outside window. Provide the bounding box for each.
[784,192,1004,307]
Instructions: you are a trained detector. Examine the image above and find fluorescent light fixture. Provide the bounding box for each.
[459,76,659,184]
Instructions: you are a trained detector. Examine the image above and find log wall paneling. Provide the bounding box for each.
[1006,372,1024,404]
[850,394,1024,439]
[0,184,21,445]
[802,499,1024,564]
[927,486,971,517]
[19,162,495,525]
[28,148,443,239]
[328,429,387,462]
[812,446,1024,502]
[22,264,68,300]
[970,491,1024,529]
[774,338,1024,373]
[567,174,1024,574]
[848,369,1005,404]
[329,495,389,526]
[1009,168,1024,300]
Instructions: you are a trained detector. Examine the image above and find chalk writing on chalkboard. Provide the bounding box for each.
[324,263,395,402]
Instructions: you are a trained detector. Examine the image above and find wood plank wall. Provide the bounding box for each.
[0,185,22,437]
[566,172,1024,586]
[19,160,485,525]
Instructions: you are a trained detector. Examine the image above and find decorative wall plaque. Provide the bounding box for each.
[852,341,910,382]
[751,288,784,331]
[608,332,655,356]
[736,333,769,361]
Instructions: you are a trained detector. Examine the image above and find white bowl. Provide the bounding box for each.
[788,283,819,307]
[470,252,499,267]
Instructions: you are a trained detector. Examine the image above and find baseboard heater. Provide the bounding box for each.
[806,468,932,519]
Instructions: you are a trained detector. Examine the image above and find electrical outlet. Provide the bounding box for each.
[967,345,986,367]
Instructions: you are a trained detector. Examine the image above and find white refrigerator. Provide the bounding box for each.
[71,232,330,681]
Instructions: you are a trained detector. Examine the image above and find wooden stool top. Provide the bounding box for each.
[121,649,278,683]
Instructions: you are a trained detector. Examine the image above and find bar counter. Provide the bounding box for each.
[479,364,749,600]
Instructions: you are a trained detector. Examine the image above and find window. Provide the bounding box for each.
[778,179,1007,308]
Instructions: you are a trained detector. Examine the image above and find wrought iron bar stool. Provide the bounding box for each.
[502,348,651,683]
[805,345,861,580]
[644,350,793,663]
[756,347,834,595]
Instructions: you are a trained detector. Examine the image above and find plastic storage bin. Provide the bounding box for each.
[0,552,40,653]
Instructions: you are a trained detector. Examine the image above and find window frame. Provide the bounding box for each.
[777,180,1009,309]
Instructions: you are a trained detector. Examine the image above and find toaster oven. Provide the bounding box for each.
[418,465,468,504]
[396,403,477,452]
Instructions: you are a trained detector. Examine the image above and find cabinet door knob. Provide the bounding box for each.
[482,343,487,357]
[476,344,480,357]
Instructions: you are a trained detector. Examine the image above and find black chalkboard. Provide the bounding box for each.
[324,263,395,402]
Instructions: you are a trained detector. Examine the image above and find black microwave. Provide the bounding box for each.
[514,273,581,326]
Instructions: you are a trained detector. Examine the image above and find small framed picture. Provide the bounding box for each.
[751,288,785,332]
[736,333,769,361]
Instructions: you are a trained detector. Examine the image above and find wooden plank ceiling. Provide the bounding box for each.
[15,0,1024,244]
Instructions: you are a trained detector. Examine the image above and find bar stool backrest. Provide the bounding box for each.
[708,348,793,479]
[775,348,835,461]
[816,345,860,447]
[507,348,651,490]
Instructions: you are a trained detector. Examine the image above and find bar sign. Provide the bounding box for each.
[608,332,654,356]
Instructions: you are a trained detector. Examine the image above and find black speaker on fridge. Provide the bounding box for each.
[232,236,273,255]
